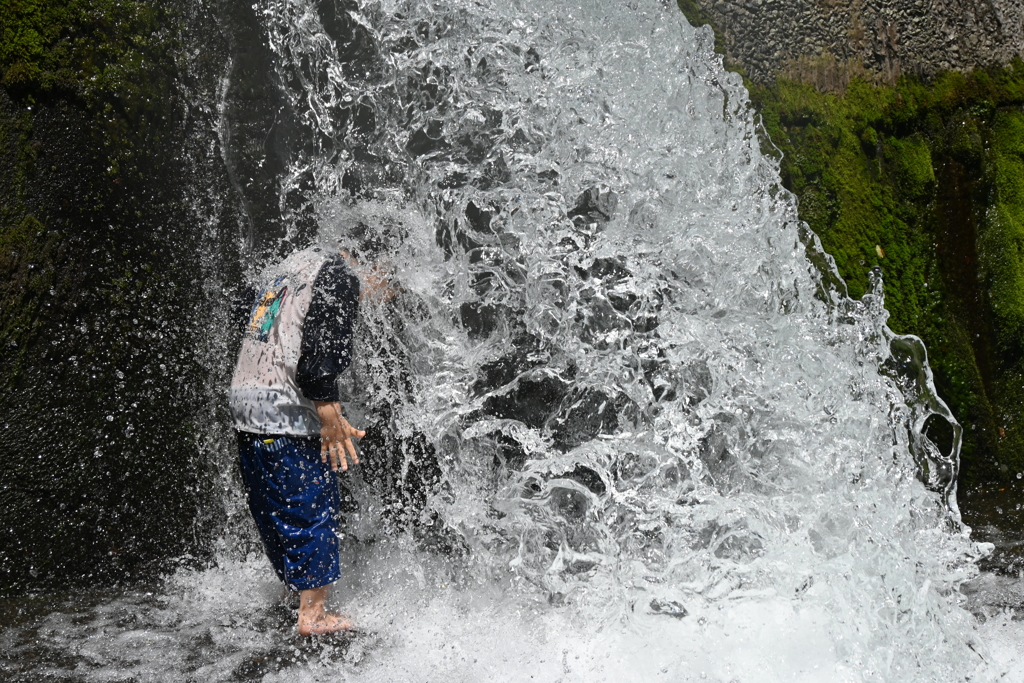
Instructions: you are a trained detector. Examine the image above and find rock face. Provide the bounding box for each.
[683,0,1024,87]
[0,1,244,593]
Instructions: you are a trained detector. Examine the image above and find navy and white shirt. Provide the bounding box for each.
[230,246,360,436]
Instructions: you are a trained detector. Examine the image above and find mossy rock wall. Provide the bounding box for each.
[748,64,1024,483]
[0,0,242,593]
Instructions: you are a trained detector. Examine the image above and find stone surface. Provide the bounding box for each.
[0,0,245,593]
[683,0,1024,87]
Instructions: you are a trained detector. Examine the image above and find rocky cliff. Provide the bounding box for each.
[683,0,1024,88]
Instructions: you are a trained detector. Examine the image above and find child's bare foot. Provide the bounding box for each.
[296,584,354,636]
[297,609,354,636]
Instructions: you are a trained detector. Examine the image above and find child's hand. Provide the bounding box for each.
[315,401,365,472]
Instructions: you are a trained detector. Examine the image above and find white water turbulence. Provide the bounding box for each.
[237,0,991,679]
[136,0,994,681]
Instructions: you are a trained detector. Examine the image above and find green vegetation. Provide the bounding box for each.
[2,0,164,102]
[748,62,1024,482]
[986,110,1024,357]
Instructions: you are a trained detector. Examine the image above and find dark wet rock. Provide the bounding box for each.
[960,572,1024,621]
[482,370,572,429]
[471,334,545,395]
[961,484,1024,575]
[649,598,689,619]
[525,47,542,73]
[412,509,470,558]
[459,300,502,338]
[569,184,619,226]
[438,169,470,189]
[406,118,449,156]
[694,521,765,561]
[0,0,240,592]
[547,387,637,451]
[682,0,1024,87]
[360,422,446,534]
[317,0,382,81]
[338,95,378,139]
[284,168,321,246]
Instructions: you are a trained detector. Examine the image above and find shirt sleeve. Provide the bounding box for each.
[233,284,260,332]
[296,257,360,402]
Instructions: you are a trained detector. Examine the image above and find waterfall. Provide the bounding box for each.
[234,0,981,678]
[1,1,1000,681]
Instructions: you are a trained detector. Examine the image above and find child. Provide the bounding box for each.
[230,243,363,635]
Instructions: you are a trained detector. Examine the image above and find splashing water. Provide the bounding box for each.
[2,1,1002,681]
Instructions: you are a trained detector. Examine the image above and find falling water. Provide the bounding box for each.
[2,0,1012,681]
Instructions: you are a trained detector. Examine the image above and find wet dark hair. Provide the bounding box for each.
[347,217,406,261]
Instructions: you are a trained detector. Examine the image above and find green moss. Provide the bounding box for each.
[749,62,1024,483]
[885,135,935,199]
[1,1,166,102]
[985,111,1024,355]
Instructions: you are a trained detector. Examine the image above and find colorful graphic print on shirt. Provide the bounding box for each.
[247,276,289,342]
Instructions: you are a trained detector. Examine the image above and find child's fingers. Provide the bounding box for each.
[345,437,360,465]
